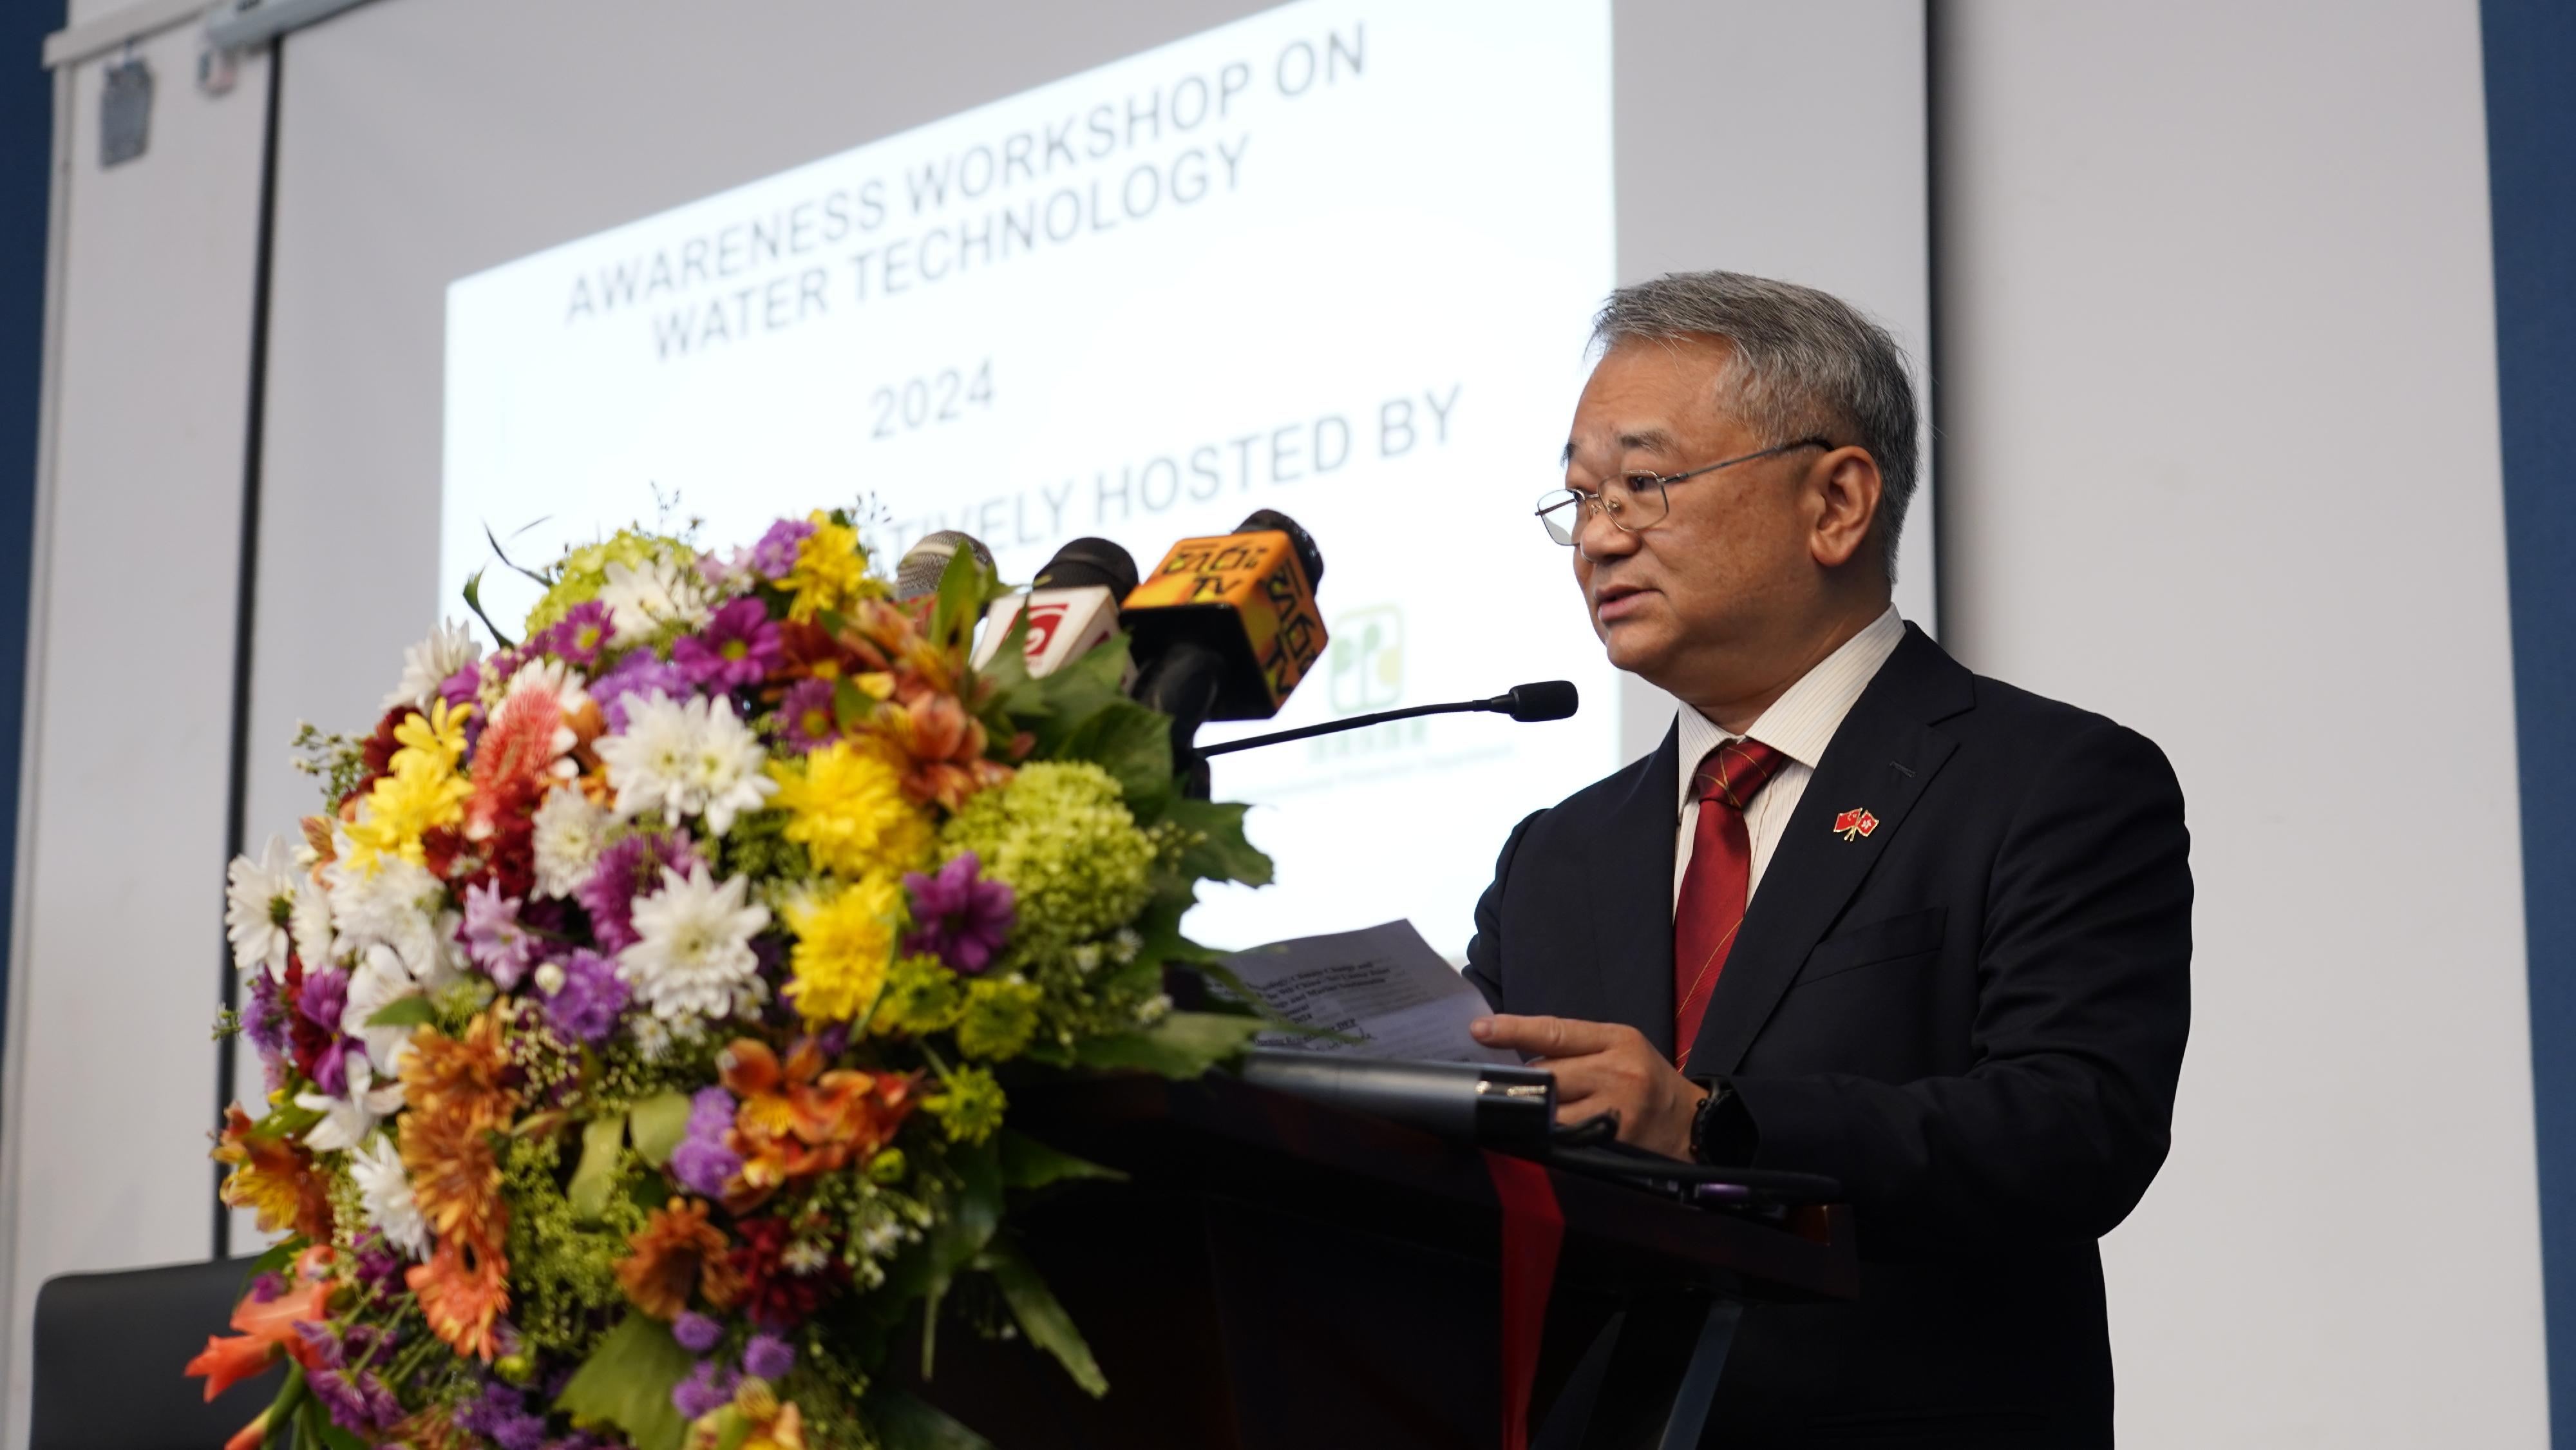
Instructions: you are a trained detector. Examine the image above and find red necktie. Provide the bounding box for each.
[1673,738,1785,1070]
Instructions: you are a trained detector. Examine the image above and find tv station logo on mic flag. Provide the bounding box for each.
[1123,527,1326,713]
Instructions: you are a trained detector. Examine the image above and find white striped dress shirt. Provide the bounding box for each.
[1672,607,1907,910]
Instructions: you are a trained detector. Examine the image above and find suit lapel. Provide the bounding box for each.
[1589,720,1682,1057]
[1687,627,1973,1076]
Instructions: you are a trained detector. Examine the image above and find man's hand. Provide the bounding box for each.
[1470,1014,1708,1159]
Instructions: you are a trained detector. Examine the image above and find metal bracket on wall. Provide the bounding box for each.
[99,53,150,167]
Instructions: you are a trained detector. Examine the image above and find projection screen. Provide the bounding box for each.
[245,0,1929,1015]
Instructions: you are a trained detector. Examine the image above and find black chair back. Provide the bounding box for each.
[32,1256,270,1450]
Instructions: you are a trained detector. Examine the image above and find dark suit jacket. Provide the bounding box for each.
[1464,624,2191,1449]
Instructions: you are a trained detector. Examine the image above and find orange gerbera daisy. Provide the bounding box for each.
[399,1100,508,1251]
[618,1199,746,1321]
[399,1011,518,1130]
[406,1233,511,1361]
[213,1104,334,1242]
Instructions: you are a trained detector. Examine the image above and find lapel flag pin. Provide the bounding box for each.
[1833,807,1880,841]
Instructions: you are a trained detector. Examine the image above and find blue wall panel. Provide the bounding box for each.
[2483,0,2576,1440]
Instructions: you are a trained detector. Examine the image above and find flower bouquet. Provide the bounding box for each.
[194,511,1274,1449]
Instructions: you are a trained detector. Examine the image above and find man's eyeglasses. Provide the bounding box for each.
[1535,437,1832,546]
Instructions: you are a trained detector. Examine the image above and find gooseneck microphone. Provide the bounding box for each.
[1194,681,1580,758]
[893,530,998,602]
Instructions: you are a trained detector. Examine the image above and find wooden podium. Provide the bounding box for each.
[904,1071,1858,1449]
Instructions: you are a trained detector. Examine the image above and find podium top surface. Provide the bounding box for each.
[1013,1067,1859,1302]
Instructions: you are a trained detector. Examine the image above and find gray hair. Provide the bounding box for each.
[1591,271,1918,581]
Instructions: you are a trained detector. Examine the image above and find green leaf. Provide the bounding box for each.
[568,1114,627,1225]
[998,1131,1125,1190]
[240,1235,304,1290]
[627,1090,692,1168]
[867,1388,996,1450]
[316,1420,368,1450]
[1060,700,1175,816]
[927,542,997,653]
[833,676,872,730]
[975,1238,1108,1397]
[1018,636,1133,755]
[554,1312,693,1450]
[1072,1011,1265,1077]
[363,996,436,1029]
[1159,796,1273,886]
[459,568,518,651]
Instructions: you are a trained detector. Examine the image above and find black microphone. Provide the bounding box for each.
[1195,680,1580,758]
[1122,510,1330,792]
[893,530,996,602]
[968,537,1139,677]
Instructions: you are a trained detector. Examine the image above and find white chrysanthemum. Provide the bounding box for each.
[595,692,777,837]
[531,785,610,898]
[343,945,424,1073]
[598,557,711,645]
[289,875,334,966]
[349,1134,431,1261]
[617,865,772,1020]
[381,619,481,711]
[224,836,300,979]
[296,1051,404,1154]
[325,845,448,980]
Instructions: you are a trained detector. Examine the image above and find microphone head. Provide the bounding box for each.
[1500,680,1579,723]
[1237,508,1324,589]
[1034,536,1139,596]
[895,530,995,601]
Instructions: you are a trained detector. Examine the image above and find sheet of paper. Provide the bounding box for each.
[1220,919,1519,1065]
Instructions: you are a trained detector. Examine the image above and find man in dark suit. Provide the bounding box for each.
[1464,271,2190,1448]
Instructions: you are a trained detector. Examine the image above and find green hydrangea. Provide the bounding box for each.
[923,1064,1007,1145]
[522,529,699,635]
[939,762,1154,955]
[955,975,1043,1061]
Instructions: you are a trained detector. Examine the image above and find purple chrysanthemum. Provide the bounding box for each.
[437,658,486,714]
[461,881,538,988]
[668,1087,743,1199]
[774,678,839,754]
[246,1271,287,1304]
[574,830,703,953]
[244,969,292,1059]
[311,1366,404,1435]
[294,968,357,1094]
[455,1380,547,1450]
[748,517,816,581]
[672,598,782,694]
[672,1311,723,1355]
[542,949,630,1045]
[591,654,690,731]
[536,600,614,668]
[903,852,1016,975]
[671,1359,739,1421]
[743,1332,795,1381]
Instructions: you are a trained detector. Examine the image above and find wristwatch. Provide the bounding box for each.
[1687,1077,1757,1165]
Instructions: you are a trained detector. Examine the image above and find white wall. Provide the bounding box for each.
[0,29,270,1450]
[5,2,2556,1447]
[1934,2,2547,1444]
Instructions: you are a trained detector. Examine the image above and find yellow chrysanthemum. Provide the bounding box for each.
[768,739,935,881]
[783,874,905,1023]
[395,698,471,770]
[344,700,474,874]
[784,512,881,623]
